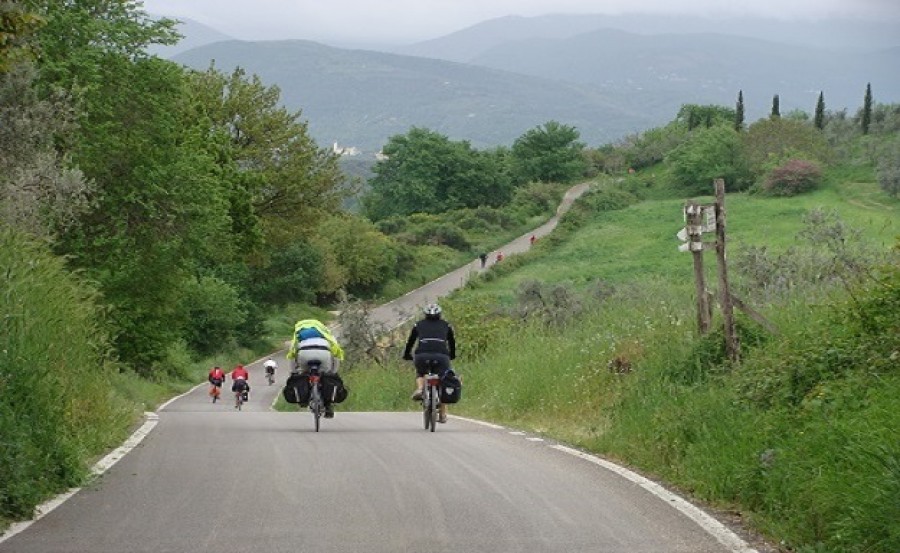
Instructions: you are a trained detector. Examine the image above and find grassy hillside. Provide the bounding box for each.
[339,166,899,552]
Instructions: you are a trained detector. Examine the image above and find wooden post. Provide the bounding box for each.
[686,201,711,334]
[714,179,740,362]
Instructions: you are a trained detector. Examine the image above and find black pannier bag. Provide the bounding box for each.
[440,369,462,404]
[282,373,310,405]
[322,374,349,404]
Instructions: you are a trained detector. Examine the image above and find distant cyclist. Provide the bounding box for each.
[231,364,250,406]
[263,359,277,384]
[208,366,225,401]
[402,303,456,423]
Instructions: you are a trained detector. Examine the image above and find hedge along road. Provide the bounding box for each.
[0,181,758,553]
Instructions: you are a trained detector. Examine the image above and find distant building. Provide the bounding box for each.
[332,142,360,156]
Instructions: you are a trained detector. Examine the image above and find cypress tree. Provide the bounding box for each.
[687,109,698,131]
[734,90,745,131]
[814,91,825,130]
[771,94,780,118]
[861,83,873,135]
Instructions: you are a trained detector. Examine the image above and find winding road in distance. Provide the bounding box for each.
[0,182,759,553]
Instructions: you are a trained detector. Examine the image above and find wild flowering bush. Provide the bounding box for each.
[761,159,823,196]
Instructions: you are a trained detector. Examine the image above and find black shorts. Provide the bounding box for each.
[231,379,249,393]
[413,353,450,377]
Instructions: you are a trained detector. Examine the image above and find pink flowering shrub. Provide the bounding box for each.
[762,159,823,196]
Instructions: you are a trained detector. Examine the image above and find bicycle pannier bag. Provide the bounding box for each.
[440,370,462,404]
[322,374,349,404]
[283,373,310,405]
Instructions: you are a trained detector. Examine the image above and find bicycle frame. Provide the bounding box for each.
[422,372,441,432]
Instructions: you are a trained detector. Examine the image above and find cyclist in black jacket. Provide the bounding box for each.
[403,303,456,422]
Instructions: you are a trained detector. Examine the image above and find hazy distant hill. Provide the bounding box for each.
[395,13,900,61]
[465,28,900,120]
[173,40,650,152]
[147,15,233,59]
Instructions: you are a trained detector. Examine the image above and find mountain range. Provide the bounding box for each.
[165,14,900,154]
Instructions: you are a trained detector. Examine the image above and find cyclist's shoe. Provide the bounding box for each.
[411,389,423,401]
[324,405,335,419]
[438,413,448,424]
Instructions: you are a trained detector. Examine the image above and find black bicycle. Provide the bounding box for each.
[421,368,442,433]
[306,361,324,432]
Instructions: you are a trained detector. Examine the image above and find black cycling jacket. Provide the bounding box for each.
[403,318,456,358]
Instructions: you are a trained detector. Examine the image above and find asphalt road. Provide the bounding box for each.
[0,183,754,553]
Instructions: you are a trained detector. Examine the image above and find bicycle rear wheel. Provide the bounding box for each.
[429,386,438,432]
[311,386,322,432]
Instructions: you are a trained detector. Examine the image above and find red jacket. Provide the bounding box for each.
[231,366,249,380]
[209,367,225,382]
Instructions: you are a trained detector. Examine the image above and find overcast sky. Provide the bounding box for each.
[142,0,900,44]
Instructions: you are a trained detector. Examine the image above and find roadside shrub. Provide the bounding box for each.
[667,316,770,385]
[760,159,823,196]
[876,142,900,197]
[510,279,583,327]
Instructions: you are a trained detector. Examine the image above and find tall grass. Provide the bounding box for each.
[0,228,133,519]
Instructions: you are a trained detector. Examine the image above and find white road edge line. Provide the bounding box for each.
[550,444,758,553]
[448,414,505,429]
[0,412,160,545]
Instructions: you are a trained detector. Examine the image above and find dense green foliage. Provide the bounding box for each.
[0,228,131,519]
[362,127,515,221]
[511,121,587,184]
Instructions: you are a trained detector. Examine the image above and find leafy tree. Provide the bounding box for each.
[814,91,826,130]
[861,83,873,135]
[677,104,736,131]
[363,127,513,220]
[185,65,346,253]
[735,90,745,131]
[314,215,399,297]
[58,56,231,370]
[771,94,780,119]
[249,240,325,306]
[611,123,690,171]
[511,121,586,184]
[182,276,246,355]
[0,1,44,71]
[667,125,750,194]
[0,63,91,239]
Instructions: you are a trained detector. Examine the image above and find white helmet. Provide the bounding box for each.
[423,303,442,317]
[264,359,277,368]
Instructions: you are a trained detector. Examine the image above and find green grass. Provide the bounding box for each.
[337,165,899,552]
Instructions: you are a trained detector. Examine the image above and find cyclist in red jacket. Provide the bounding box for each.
[231,364,250,403]
[208,366,225,402]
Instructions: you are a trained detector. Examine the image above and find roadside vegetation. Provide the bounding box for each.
[339,102,899,552]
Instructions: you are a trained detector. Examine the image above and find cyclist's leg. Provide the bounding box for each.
[411,355,427,400]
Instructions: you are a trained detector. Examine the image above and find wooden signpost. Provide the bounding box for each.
[677,178,741,362]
